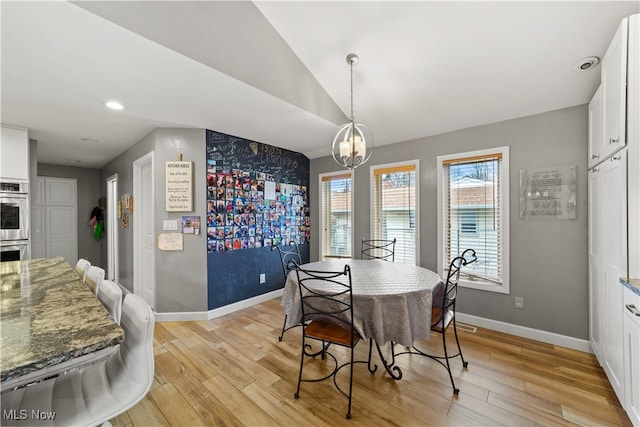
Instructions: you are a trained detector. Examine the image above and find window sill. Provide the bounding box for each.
[459,278,509,294]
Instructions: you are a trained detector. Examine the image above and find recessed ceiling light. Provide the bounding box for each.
[80,137,98,143]
[105,101,124,110]
[574,56,599,72]
[68,159,82,164]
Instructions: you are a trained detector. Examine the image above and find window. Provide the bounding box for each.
[371,161,419,264]
[437,147,510,294]
[320,171,353,258]
[460,211,477,234]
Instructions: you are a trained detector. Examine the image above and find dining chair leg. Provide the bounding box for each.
[441,330,459,395]
[346,347,354,419]
[452,318,469,368]
[278,315,288,341]
[294,335,305,400]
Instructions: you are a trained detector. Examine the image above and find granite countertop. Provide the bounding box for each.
[621,277,640,296]
[0,257,124,382]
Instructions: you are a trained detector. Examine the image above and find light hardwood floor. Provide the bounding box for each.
[114,298,632,426]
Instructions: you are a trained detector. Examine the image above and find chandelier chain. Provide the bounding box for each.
[350,59,354,121]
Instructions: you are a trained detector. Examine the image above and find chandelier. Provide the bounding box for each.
[331,53,373,169]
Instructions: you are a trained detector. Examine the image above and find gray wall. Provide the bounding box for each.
[99,131,155,289]
[37,163,103,266]
[100,128,208,313]
[153,128,207,313]
[310,105,589,339]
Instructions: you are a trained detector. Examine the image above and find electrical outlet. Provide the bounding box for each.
[515,296,524,309]
[260,273,266,284]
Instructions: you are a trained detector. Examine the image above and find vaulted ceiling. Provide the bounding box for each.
[1,1,638,168]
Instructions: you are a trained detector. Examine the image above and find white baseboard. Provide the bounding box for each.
[456,312,592,353]
[154,289,284,322]
[155,294,591,354]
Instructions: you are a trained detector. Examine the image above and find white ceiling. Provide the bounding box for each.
[1,1,638,169]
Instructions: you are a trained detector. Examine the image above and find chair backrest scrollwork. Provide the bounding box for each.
[361,238,396,261]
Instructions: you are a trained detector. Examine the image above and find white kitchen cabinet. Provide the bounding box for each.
[588,166,604,362]
[589,13,639,423]
[588,86,604,169]
[623,285,640,426]
[601,17,628,159]
[627,14,640,280]
[0,125,29,181]
[589,151,627,402]
[600,151,627,403]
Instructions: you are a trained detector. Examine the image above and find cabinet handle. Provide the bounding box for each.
[626,304,640,317]
[609,137,619,145]
[591,154,599,159]
[612,155,621,161]
[593,167,599,172]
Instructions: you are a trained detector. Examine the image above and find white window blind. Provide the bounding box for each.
[320,172,352,258]
[372,163,417,264]
[443,153,503,284]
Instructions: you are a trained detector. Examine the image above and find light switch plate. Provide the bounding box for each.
[163,220,178,231]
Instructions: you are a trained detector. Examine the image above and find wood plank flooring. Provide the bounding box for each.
[113,298,632,426]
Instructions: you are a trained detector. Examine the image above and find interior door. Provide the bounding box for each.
[133,152,155,310]
[106,174,119,281]
[44,177,77,265]
[141,162,155,307]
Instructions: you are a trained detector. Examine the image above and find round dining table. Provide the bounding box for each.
[281,259,444,348]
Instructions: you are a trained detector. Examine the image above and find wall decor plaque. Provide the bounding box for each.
[519,165,576,220]
[166,161,193,212]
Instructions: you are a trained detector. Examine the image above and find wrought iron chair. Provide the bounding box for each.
[271,241,302,341]
[292,262,366,419]
[396,248,477,394]
[361,238,396,261]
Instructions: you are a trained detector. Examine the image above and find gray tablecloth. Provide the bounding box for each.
[281,259,444,347]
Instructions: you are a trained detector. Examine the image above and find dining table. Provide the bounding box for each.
[281,258,445,379]
[0,257,124,390]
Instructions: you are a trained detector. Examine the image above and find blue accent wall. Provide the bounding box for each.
[205,130,310,310]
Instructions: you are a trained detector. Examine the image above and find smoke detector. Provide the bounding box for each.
[575,56,600,72]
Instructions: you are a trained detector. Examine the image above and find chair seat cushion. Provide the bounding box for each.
[305,320,360,347]
[431,307,454,332]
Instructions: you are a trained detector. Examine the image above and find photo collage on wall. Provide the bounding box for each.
[205,130,310,254]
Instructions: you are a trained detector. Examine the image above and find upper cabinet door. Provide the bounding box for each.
[588,85,604,168]
[601,17,628,158]
[0,125,29,181]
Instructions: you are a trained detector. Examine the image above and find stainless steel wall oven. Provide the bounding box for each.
[0,240,29,262]
[0,181,29,242]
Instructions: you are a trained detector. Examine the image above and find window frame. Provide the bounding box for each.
[436,146,510,294]
[369,159,420,265]
[319,170,354,259]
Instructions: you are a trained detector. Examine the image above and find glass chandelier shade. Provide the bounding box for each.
[331,53,373,169]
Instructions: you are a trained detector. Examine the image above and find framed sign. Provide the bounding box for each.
[519,165,576,220]
[166,161,193,212]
